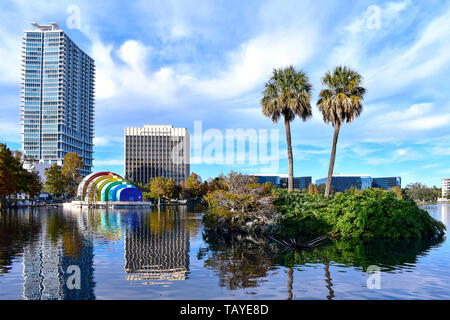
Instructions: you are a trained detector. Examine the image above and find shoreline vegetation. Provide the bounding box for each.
[202,172,446,242]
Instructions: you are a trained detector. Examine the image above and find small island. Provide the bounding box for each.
[202,172,445,244]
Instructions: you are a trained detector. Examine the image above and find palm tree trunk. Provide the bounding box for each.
[325,123,340,197]
[324,263,335,300]
[284,117,294,192]
[287,267,293,300]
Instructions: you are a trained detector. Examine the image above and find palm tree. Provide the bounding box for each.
[261,66,312,191]
[317,66,366,197]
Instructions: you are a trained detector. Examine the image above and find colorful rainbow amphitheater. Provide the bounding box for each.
[65,172,150,208]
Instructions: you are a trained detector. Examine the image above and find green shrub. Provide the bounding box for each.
[274,188,445,240]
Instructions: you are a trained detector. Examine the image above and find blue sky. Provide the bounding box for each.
[0,0,449,187]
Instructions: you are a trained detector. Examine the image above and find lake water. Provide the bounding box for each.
[0,205,449,300]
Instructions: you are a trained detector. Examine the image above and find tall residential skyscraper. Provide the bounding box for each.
[21,22,95,175]
[124,125,190,185]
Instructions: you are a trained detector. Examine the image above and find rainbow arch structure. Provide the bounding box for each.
[77,171,143,202]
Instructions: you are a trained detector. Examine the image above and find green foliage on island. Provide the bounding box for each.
[274,188,445,240]
[202,172,445,240]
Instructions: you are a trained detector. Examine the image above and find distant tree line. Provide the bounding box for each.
[401,182,444,203]
[136,172,218,205]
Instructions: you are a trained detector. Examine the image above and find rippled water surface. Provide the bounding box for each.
[0,205,449,300]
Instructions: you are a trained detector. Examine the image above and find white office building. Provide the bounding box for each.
[124,125,190,185]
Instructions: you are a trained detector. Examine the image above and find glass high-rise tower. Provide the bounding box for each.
[21,22,95,175]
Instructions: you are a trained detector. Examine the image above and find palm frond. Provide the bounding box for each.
[316,66,366,127]
[260,65,313,123]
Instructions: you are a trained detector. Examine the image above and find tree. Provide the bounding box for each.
[27,171,43,205]
[165,178,179,199]
[62,152,84,197]
[207,176,227,193]
[392,186,403,200]
[132,181,150,193]
[0,145,30,196]
[317,183,334,195]
[0,165,15,208]
[403,182,440,202]
[150,177,167,206]
[307,183,319,195]
[261,66,312,191]
[11,150,31,195]
[44,163,66,196]
[203,171,278,232]
[185,172,207,201]
[0,144,33,206]
[317,66,366,196]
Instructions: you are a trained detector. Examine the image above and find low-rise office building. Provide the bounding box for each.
[279,176,312,190]
[316,175,372,193]
[251,174,312,190]
[316,175,401,192]
[372,177,401,190]
[251,175,280,186]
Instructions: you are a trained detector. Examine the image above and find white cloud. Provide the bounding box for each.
[374,103,450,131]
[193,29,317,99]
[88,25,317,103]
[89,35,193,104]
[351,146,382,157]
[329,0,413,70]
[93,136,123,147]
[328,1,450,100]
[118,40,150,69]
[93,137,110,147]
[0,33,21,84]
[366,8,450,97]
[93,159,124,166]
[431,147,450,156]
[365,147,421,165]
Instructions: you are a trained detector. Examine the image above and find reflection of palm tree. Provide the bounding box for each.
[287,267,293,300]
[324,263,335,300]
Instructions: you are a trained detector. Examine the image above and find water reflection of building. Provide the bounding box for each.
[441,206,449,226]
[124,208,190,284]
[23,234,62,300]
[23,216,95,300]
